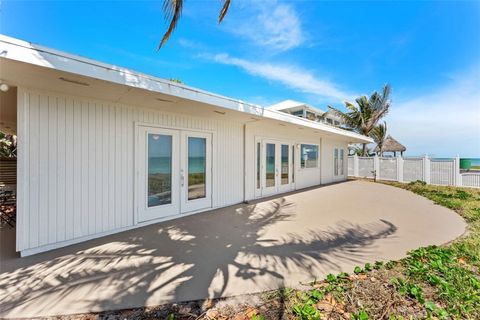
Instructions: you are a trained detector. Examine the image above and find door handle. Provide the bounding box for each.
[180,169,185,187]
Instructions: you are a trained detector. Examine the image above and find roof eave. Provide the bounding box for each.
[0,34,372,144]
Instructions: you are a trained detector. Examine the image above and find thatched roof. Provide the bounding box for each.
[375,135,406,152]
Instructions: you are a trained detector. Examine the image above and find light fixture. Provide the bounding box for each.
[0,83,9,92]
[59,77,90,86]
[213,110,226,115]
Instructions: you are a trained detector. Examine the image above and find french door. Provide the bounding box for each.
[137,126,212,222]
[260,140,294,197]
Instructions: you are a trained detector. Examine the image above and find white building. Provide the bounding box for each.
[0,35,372,256]
[268,100,344,126]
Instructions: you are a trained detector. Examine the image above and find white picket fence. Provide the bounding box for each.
[348,155,480,188]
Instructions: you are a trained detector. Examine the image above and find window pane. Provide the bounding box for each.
[266,143,275,187]
[188,137,206,200]
[292,146,295,183]
[256,142,261,189]
[300,144,318,168]
[148,134,172,207]
[281,144,289,185]
[340,149,344,175]
[334,148,339,176]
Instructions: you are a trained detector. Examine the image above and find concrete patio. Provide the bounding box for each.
[0,181,467,318]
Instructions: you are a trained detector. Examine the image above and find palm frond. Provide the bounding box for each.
[218,0,231,23]
[370,122,387,144]
[344,102,357,112]
[328,105,361,130]
[329,84,392,139]
[370,121,387,155]
[158,0,184,49]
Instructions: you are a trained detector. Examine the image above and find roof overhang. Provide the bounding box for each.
[0,35,372,144]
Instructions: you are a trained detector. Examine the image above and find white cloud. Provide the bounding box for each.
[387,66,480,157]
[226,0,305,52]
[213,53,354,103]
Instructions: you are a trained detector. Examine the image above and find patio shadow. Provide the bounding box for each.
[0,197,397,317]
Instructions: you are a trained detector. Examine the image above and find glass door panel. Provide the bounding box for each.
[265,143,276,188]
[260,140,295,197]
[137,126,180,223]
[187,137,206,200]
[281,144,289,185]
[181,131,212,213]
[148,134,172,207]
[256,142,261,189]
[334,148,339,176]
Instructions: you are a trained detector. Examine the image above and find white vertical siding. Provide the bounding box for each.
[16,89,28,251]
[17,87,244,253]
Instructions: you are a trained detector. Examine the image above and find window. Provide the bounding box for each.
[334,147,345,176]
[256,142,261,189]
[266,143,276,187]
[291,110,304,117]
[306,111,316,121]
[334,148,339,176]
[326,118,333,124]
[281,144,289,185]
[292,146,295,183]
[187,137,206,200]
[148,134,172,207]
[340,149,344,175]
[300,144,318,168]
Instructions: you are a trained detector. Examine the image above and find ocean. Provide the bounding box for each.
[467,159,480,166]
[148,157,206,174]
[462,158,480,168]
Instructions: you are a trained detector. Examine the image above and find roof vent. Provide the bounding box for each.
[156,97,175,103]
[59,77,90,86]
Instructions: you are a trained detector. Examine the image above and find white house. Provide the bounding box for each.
[0,35,372,257]
[268,100,344,126]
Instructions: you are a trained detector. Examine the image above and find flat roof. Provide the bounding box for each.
[0,35,372,144]
[268,100,326,115]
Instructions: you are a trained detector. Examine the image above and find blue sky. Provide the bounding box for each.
[2,0,479,157]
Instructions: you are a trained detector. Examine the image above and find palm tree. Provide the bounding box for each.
[159,0,231,49]
[349,145,372,156]
[370,122,387,156]
[329,84,391,156]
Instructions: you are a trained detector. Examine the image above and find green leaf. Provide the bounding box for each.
[326,273,337,283]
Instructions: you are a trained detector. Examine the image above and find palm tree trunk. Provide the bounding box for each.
[362,143,367,156]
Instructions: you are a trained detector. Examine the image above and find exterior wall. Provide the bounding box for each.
[16,86,352,255]
[244,122,348,201]
[16,87,244,254]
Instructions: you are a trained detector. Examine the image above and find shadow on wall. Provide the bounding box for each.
[0,198,397,316]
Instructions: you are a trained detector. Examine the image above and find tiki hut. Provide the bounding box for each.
[376,135,406,156]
